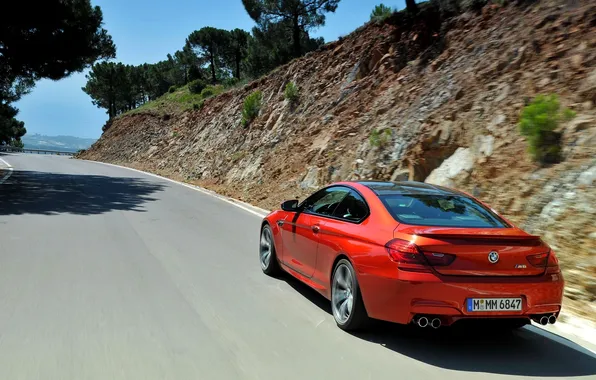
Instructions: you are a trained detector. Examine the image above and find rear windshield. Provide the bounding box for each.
[379,194,510,228]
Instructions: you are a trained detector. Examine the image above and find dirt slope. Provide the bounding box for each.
[81,0,596,320]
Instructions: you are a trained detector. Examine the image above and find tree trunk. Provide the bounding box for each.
[292,16,301,58]
[405,0,418,13]
[108,98,115,119]
[209,47,216,84]
[235,53,241,79]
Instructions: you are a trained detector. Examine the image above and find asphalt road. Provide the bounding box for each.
[1,153,596,380]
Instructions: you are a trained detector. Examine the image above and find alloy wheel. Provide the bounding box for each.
[332,263,354,325]
[260,227,272,270]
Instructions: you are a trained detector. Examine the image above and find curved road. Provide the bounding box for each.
[0,153,595,380]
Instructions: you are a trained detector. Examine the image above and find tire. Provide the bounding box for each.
[259,224,282,276]
[331,259,369,331]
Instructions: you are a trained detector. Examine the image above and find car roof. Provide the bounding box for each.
[351,180,466,197]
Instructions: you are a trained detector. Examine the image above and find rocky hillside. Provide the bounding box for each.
[80,0,596,320]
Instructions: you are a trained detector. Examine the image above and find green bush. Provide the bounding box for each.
[188,79,206,94]
[284,81,299,103]
[168,85,178,93]
[201,87,215,98]
[241,90,263,127]
[370,4,393,23]
[200,85,224,99]
[519,94,575,164]
[369,128,392,147]
[192,101,204,111]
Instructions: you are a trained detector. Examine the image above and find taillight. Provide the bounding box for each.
[526,250,560,274]
[546,251,560,274]
[526,252,548,267]
[385,239,429,272]
[385,239,455,272]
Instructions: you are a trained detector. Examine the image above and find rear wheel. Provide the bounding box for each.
[260,224,281,276]
[331,259,368,331]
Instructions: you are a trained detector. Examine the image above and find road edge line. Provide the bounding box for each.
[0,157,13,185]
[79,159,271,218]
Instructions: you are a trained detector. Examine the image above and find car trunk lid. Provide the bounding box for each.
[403,228,548,276]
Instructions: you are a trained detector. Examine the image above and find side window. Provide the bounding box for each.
[302,187,350,216]
[332,190,369,222]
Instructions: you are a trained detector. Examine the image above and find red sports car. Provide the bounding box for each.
[259,181,564,331]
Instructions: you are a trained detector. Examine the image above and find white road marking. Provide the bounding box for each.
[0,157,13,184]
[81,159,271,218]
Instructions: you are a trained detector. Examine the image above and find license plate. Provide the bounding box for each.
[467,298,522,312]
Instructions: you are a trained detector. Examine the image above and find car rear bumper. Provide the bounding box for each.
[357,269,564,326]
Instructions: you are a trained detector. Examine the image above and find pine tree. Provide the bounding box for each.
[186,27,229,84]
[242,0,340,58]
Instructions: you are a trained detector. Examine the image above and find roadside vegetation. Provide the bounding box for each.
[284,82,299,104]
[369,128,392,147]
[519,94,575,164]
[370,4,394,23]
[241,91,263,127]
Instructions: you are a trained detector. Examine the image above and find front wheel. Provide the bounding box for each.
[259,224,281,276]
[331,259,369,331]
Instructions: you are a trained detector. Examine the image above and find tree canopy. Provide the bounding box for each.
[0,104,26,147]
[0,0,115,146]
[242,0,339,57]
[225,29,252,79]
[187,27,230,84]
[245,20,323,77]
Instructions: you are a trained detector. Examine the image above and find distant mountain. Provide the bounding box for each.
[21,134,97,152]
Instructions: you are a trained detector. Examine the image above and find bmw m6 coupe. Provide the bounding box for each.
[259,181,564,331]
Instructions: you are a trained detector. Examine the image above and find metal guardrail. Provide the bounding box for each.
[0,146,76,156]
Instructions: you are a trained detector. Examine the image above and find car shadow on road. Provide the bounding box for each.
[0,170,165,216]
[279,273,596,378]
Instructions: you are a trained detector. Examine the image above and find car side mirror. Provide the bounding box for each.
[281,199,299,212]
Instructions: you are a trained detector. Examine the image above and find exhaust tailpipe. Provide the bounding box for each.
[539,316,549,325]
[417,317,429,328]
[548,315,556,324]
[430,318,441,329]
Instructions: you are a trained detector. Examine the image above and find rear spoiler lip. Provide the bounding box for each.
[393,225,544,243]
[416,234,541,240]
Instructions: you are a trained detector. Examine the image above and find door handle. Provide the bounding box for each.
[277,220,284,226]
[312,225,320,233]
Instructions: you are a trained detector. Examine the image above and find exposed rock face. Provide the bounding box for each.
[80,0,596,320]
[425,148,475,187]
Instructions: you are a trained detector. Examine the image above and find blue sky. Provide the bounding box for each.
[15,0,404,140]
